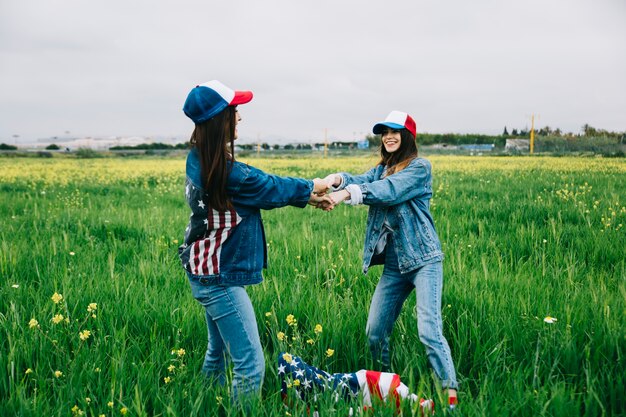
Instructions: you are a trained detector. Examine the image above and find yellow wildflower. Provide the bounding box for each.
[293,379,301,386]
[306,339,314,345]
[120,407,128,415]
[544,316,558,324]
[286,314,297,326]
[265,312,272,317]
[314,324,323,334]
[168,365,176,373]
[325,348,335,358]
[54,370,63,378]
[28,318,39,329]
[25,368,33,374]
[176,348,186,357]
[51,292,63,304]
[277,331,286,341]
[107,402,114,408]
[282,353,293,363]
[87,303,98,313]
[79,330,91,341]
[71,405,82,415]
[52,314,64,324]
[164,376,171,384]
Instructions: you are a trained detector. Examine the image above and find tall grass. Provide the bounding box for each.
[1,155,624,416]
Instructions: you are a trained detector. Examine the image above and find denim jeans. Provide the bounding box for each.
[366,247,458,390]
[187,275,265,401]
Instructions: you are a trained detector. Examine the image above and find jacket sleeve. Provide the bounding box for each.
[337,166,378,189]
[229,164,314,210]
[358,159,432,207]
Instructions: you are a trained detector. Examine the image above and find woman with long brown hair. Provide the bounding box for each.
[179,80,331,403]
[324,111,459,411]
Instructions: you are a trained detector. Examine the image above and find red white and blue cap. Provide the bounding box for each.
[183,80,253,124]
[372,110,417,137]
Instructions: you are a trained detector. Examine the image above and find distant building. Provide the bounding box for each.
[459,144,495,152]
[505,139,530,152]
[429,143,459,150]
[51,136,153,150]
[330,141,359,149]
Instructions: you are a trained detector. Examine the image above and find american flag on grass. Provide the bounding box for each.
[278,352,434,414]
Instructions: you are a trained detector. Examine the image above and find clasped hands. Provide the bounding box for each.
[308,174,350,211]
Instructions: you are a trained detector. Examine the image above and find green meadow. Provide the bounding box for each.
[0,155,624,416]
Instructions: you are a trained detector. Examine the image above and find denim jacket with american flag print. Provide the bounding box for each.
[179,149,313,286]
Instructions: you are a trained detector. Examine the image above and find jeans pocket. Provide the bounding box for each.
[187,274,215,302]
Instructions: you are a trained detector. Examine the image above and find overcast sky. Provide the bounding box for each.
[1,0,625,144]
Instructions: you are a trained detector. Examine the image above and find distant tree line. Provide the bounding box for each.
[2,124,623,154]
[236,143,316,150]
[109,142,189,151]
[364,124,625,148]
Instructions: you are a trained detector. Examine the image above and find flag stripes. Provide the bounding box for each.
[189,208,240,275]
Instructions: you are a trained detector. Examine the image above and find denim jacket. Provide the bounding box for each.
[338,157,444,274]
[179,149,313,286]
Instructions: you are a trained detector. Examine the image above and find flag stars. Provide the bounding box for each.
[197,200,205,209]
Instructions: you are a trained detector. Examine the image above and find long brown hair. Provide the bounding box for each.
[189,106,237,211]
[379,129,418,176]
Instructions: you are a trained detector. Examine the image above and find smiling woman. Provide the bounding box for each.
[323,110,459,410]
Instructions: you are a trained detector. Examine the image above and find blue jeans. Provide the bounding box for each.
[366,248,458,390]
[187,276,265,401]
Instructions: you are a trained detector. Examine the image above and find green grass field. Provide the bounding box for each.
[1,155,624,416]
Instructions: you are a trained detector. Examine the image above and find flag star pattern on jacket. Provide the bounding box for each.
[278,352,429,413]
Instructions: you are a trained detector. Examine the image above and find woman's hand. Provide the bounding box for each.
[323,173,342,188]
[308,193,334,211]
[313,177,335,195]
[328,189,350,205]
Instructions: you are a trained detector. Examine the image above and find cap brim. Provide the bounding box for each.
[231,90,253,105]
[373,122,404,134]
